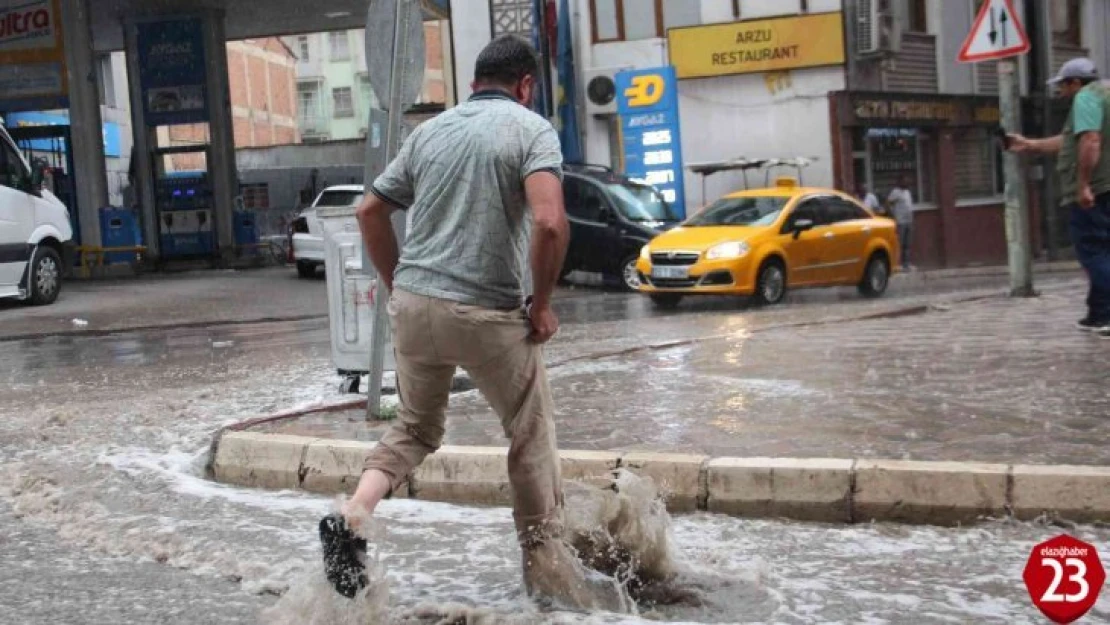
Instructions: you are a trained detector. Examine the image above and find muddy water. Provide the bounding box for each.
[2,317,1110,623]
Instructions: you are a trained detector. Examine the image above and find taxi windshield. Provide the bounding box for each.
[686,196,789,227]
[605,182,678,223]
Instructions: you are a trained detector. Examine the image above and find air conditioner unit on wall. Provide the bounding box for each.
[583,67,630,117]
[856,0,901,57]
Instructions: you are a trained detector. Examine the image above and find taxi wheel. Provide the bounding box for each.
[754,258,787,306]
[858,253,891,298]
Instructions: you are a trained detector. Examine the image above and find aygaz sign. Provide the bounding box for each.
[667,12,845,80]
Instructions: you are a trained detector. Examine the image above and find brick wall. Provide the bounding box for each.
[246,55,268,111]
[159,38,299,157]
[229,48,250,109]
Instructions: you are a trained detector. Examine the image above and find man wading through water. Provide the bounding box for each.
[317,35,626,611]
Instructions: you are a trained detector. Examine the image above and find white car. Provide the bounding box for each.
[291,184,364,279]
[0,123,73,305]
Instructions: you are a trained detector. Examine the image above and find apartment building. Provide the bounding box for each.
[286,22,452,142]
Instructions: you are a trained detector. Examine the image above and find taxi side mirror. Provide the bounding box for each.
[791,218,815,239]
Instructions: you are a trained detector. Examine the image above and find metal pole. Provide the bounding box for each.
[367,0,418,418]
[1037,0,1059,260]
[999,59,1035,297]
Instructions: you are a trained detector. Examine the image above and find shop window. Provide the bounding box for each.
[589,0,700,43]
[862,128,936,206]
[1052,0,1082,47]
[953,128,1003,199]
[328,31,350,62]
[332,87,354,118]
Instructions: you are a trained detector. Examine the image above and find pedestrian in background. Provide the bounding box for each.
[1009,58,1110,336]
[887,175,915,270]
[856,183,883,215]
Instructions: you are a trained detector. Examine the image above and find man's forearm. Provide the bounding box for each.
[356,196,401,291]
[529,217,568,309]
[1031,135,1064,155]
[1078,133,1102,188]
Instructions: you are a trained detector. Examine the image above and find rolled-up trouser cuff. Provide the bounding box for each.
[363,442,417,497]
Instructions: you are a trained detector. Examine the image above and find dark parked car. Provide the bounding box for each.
[561,164,680,290]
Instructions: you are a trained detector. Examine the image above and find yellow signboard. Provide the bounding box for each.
[667,12,845,80]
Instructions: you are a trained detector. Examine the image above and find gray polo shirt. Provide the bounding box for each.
[371,91,563,310]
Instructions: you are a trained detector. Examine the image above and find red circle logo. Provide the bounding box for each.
[1023,535,1106,624]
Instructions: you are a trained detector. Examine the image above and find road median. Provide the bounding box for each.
[209,431,1110,526]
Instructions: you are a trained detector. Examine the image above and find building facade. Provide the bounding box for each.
[163,37,300,172]
[835,0,1110,267]
[451,0,1110,268]
[285,23,452,142]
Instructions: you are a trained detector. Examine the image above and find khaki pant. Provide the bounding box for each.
[364,288,563,546]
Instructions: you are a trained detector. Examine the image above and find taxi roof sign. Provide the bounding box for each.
[958,0,1030,63]
[774,176,799,188]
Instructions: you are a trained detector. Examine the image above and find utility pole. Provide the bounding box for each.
[999,59,1035,296]
[1036,0,1059,260]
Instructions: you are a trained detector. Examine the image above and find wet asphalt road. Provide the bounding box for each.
[3,267,1107,624]
[0,266,1077,385]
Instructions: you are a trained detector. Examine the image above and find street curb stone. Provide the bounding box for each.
[1010,464,1110,523]
[212,432,319,490]
[620,452,710,513]
[209,432,1110,525]
[560,450,622,490]
[411,446,511,506]
[853,460,1009,525]
[301,439,410,498]
[706,457,854,523]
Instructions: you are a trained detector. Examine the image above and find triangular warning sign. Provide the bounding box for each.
[959,0,1030,63]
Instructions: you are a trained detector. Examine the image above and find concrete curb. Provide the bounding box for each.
[209,431,1110,525]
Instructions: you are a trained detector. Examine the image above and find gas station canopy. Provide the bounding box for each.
[87,0,449,51]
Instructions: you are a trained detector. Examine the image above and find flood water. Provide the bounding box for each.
[2,278,1108,623]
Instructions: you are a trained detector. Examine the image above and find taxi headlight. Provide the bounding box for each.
[640,245,650,260]
[706,241,750,260]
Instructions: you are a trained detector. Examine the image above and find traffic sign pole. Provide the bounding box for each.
[999,60,1035,297]
[959,0,1034,298]
[365,0,424,419]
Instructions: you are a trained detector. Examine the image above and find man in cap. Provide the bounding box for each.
[1009,58,1110,336]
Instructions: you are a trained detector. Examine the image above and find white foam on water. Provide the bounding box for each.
[7,347,1110,624]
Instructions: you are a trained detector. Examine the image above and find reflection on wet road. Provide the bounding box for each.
[2,270,1104,623]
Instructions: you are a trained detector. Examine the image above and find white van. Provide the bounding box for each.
[0,123,73,305]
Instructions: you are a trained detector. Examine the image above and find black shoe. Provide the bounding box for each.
[1077,317,1110,332]
[319,513,368,598]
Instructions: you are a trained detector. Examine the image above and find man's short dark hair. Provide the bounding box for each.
[473,35,539,87]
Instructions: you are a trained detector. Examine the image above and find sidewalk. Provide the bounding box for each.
[0,261,1081,341]
[247,280,1108,467]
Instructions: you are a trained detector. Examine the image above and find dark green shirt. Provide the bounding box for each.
[1058,81,1110,206]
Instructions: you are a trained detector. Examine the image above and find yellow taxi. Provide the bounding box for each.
[636,178,899,308]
